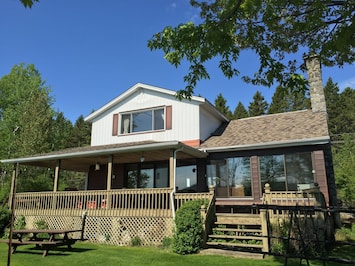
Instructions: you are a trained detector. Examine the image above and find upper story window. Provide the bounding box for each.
[112,106,171,136]
[121,107,165,134]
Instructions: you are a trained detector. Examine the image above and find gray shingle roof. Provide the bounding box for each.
[200,110,329,149]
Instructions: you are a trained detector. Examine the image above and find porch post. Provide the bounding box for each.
[169,150,175,190]
[7,163,19,266]
[9,164,18,209]
[107,155,113,191]
[53,160,61,192]
[106,155,113,209]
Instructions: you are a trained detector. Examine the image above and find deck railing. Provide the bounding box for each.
[13,188,174,217]
[174,191,214,210]
[262,183,324,207]
[13,188,215,218]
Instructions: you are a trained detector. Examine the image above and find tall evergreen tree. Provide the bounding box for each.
[268,85,310,114]
[50,112,73,150]
[323,78,341,135]
[233,101,248,119]
[69,115,91,147]
[248,91,268,117]
[214,93,233,119]
[337,87,355,135]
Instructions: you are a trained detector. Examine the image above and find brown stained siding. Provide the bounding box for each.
[88,164,125,190]
[313,150,329,204]
[251,156,261,202]
[112,164,124,189]
[87,165,107,190]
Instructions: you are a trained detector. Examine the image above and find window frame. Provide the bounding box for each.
[120,106,165,135]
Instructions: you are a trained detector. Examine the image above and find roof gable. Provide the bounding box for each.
[85,83,217,122]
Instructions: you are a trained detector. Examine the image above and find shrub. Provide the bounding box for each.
[2,215,26,238]
[0,207,11,237]
[130,236,142,246]
[161,237,173,249]
[173,199,205,255]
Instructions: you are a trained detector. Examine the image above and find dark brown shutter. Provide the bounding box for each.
[166,106,172,130]
[112,113,119,135]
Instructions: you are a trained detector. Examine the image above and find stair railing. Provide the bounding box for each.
[200,186,216,246]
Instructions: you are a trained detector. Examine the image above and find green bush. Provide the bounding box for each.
[173,200,205,255]
[130,236,142,246]
[2,215,26,239]
[0,207,11,237]
[161,237,173,249]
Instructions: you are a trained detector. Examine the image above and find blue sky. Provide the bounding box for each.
[1,1,355,123]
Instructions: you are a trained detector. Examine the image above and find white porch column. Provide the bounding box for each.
[106,155,113,191]
[169,149,175,190]
[53,160,61,192]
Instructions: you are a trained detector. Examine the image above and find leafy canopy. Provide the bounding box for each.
[148,0,355,98]
[19,0,39,8]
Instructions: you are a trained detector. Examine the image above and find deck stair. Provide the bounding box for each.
[207,213,264,251]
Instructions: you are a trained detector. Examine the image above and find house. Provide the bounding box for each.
[1,55,336,249]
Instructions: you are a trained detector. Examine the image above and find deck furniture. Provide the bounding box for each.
[1,228,82,257]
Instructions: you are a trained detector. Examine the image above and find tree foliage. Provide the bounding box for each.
[214,93,233,119]
[0,64,91,195]
[268,85,310,114]
[69,115,91,147]
[148,0,355,98]
[248,90,268,117]
[323,78,355,135]
[19,0,39,8]
[0,63,53,159]
[233,101,248,119]
[333,135,355,207]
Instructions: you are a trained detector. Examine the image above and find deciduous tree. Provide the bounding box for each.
[148,0,355,98]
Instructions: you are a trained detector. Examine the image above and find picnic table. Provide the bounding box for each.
[1,228,82,257]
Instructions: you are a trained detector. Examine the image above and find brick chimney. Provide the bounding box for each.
[304,54,327,113]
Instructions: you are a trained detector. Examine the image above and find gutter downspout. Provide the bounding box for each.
[170,147,184,220]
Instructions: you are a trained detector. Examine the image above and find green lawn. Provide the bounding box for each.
[0,241,354,266]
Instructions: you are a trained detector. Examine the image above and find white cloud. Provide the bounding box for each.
[339,77,355,91]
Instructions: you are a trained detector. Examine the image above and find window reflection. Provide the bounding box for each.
[207,157,251,197]
[120,108,165,134]
[260,152,314,191]
[125,163,168,188]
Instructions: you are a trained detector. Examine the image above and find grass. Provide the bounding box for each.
[0,241,354,266]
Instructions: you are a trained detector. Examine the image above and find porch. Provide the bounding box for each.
[10,184,324,248]
[11,188,214,246]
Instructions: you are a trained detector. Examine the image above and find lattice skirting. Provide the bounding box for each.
[84,216,174,246]
[15,215,174,246]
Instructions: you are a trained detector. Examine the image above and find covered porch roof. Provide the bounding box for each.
[1,141,208,172]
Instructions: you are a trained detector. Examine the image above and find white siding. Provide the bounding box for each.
[200,106,224,141]
[90,88,202,146]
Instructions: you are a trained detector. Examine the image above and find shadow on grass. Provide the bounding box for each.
[12,246,96,257]
[267,242,355,266]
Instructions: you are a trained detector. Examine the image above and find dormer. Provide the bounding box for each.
[85,83,228,147]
